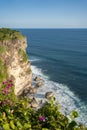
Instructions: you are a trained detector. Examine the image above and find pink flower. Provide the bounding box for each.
[11,84,14,87]
[5,87,10,94]
[39,116,45,122]
[3,81,8,85]
[6,85,10,89]
[9,80,12,82]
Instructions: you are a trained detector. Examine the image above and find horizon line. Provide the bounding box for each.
[0,27,87,29]
[13,27,87,29]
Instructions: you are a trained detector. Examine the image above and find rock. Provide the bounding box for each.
[29,87,37,94]
[37,82,43,87]
[34,76,41,82]
[18,86,37,96]
[17,87,30,96]
[45,91,54,99]
[31,98,38,108]
[17,88,24,96]
[0,28,32,96]
[23,87,30,95]
[28,95,33,100]
[0,126,3,130]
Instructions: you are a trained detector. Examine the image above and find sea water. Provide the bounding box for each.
[19,29,87,125]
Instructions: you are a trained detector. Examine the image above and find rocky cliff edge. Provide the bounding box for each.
[0,28,32,95]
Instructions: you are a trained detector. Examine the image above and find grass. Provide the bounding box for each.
[18,48,28,62]
[0,59,7,83]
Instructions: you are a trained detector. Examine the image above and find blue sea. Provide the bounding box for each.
[18,29,87,125]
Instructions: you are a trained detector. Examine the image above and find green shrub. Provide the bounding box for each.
[0,28,24,42]
[0,82,87,130]
[0,46,6,55]
[18,49,28,62]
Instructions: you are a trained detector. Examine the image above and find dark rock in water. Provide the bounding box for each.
[45,91,54,99]
[36,82,43,87]
[34,76,41,82]
[31,97,38,108]
[29,87,37,94]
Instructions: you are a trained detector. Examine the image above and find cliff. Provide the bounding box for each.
[0,28,32,95]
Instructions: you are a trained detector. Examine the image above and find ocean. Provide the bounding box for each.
[18,29,87,125]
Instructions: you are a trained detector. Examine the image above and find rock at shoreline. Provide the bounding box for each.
[45,91,54,99]
[31,98,38,108]
[18,86,37,96]
[29,87,37,94]
[36,82,43,87]
[34,76,41,82]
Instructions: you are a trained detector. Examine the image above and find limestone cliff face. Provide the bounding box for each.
[0,32,32,95]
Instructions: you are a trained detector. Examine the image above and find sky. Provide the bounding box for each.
[0,0,87,28]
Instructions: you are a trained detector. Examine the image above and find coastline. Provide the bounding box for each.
[0,28,87,129]
[30,61,87,126]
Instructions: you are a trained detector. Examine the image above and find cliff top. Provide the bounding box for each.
[0,28,25,42]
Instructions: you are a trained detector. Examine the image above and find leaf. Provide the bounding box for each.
[42,128,48,130]
[70,110,78,120]
[3,123,10,130]
[10,120,15,129]
[24,123,31,129]
[68,120,77,129]
[16,121,22,128]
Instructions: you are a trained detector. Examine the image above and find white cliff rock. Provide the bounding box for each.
[0,30,32,96]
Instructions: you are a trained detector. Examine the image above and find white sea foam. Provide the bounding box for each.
[29,56,41,62]
[30,64,87,126]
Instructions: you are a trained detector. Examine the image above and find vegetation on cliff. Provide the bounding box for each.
[0,28,32,95]
[0,80,87,130]
[0,28,24,42]
[0,28,87,130]
[18,48,28,62]
[0,45,7,83]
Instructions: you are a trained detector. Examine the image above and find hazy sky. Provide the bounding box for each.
[0,0,87,28]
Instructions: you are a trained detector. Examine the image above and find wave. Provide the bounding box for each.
[29,56,41,62]
[31,64,87,126]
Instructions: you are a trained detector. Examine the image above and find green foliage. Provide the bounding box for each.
[0,46,6,55]
[0,80,87,130]
[0,59,7,83]
[0,28,24,42]
[18,48,28,62]
[70,110,79,120]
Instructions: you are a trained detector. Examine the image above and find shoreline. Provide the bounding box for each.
[29,64,87,126]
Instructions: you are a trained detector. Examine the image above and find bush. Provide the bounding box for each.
[0,80,87,130]
[0,28,24,42]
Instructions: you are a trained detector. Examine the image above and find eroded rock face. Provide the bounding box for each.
[0,35,32,96]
